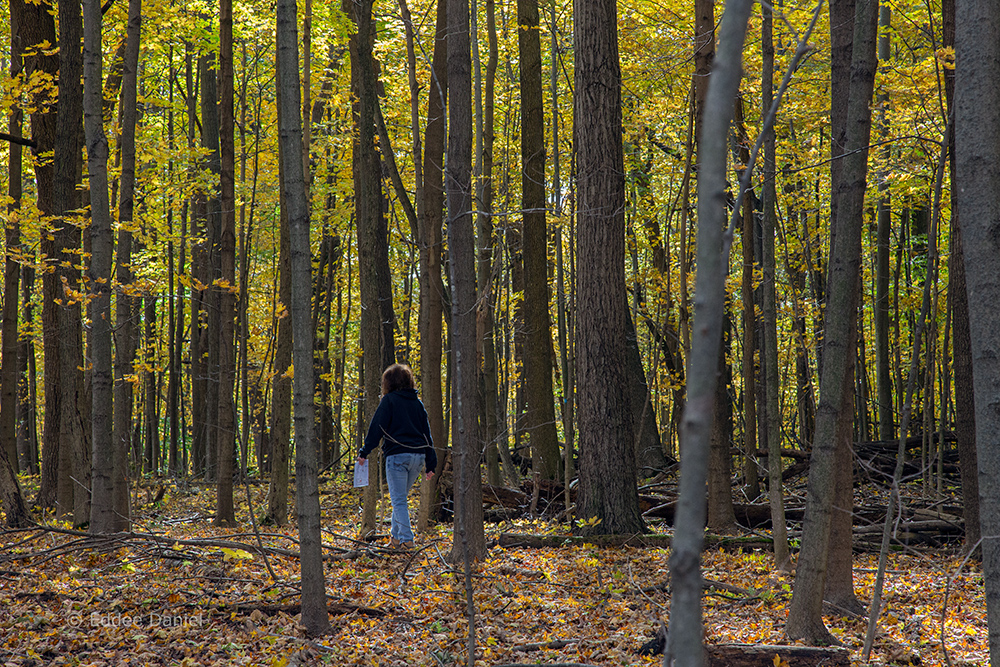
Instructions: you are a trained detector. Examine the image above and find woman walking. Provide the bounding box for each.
[358,364,437,549]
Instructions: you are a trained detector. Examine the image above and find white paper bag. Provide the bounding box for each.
[354,459,369,487]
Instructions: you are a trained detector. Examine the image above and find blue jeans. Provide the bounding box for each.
[385,452,424,543]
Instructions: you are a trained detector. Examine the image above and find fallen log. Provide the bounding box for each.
[497,532,773,551]
[706,643,849,666]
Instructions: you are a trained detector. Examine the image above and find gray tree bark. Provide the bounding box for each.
[275,0,330,636]
[955,0,1000,656]
[417,0,448,532]
[666,0,753,663]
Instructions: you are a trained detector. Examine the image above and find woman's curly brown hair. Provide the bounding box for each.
[381,363,416,395]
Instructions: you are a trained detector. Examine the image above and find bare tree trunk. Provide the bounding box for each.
[215,0,237,525]
[760,0,790,570]
[941,0,978,555]
[448,0,485,563]
[786,0,878,642]
[574,0,644,538]
[84,0,116,533]
[276,0,330,636]
[55,0,88,525]
[667,0,754,663]
[417,0,448,532]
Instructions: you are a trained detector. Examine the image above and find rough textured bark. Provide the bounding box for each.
[215,0,237,525]
[275,0,330,636]
[55,0,88,524]
[28,0,58,510]
[2,0,28,474]
[84,0,115,533]
[448,0,485,562]
[786,0,878,643]
[667,1,754,663]
[574,0,644,538]
[417,0,448,533]
[519,0,560,482]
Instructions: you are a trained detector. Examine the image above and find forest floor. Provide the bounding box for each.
[0,473,988,667]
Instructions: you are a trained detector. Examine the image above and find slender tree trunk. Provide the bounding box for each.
[519,0,560,482]
[84,0,116,533]
[107,0,141,531]
[264,66,292,526]
[276,0,330,636]
[448,0,485,562]
[215,0,237,525]
[200,50,222,482]
[667,0,754,663]
[478,0,503,487]
[417,0,448,532]
[761,0,791,570]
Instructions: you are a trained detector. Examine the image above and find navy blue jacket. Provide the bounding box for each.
[360,389,437,473]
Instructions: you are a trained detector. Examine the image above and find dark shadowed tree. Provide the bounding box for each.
[519,0,560,482]
[573,0,644,538]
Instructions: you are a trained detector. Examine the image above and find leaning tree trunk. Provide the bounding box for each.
[666,0,754,663]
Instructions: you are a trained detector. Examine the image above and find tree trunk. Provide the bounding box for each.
[667,1,754,663]
[574,0,644,538]
[108,0,142,530]
[84,0,116,533]
[760,0,791,570]
[519,0,560,483]
[955,0,1000,656]
[55,0,88,525]
[417,0,448,533]
[477,0,503,487]
[786,0,878,643]
[276,0,330,637]
[349,0,396,540]
[448,0,486,563]
[940,0,978,556]
[215,0,237,525]
[263,67,292,527]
